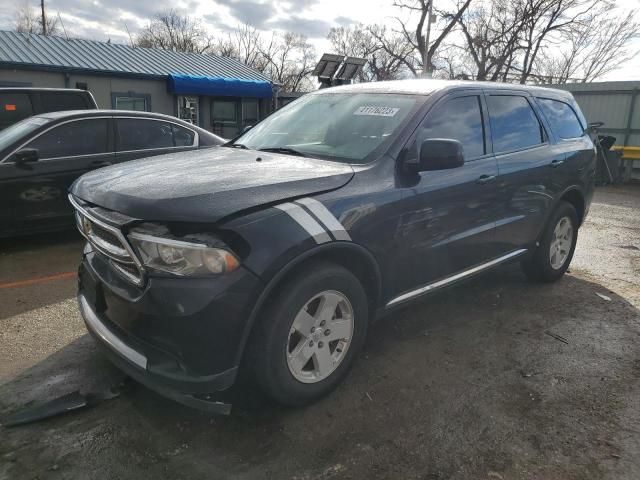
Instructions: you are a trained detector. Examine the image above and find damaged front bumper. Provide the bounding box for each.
[79,292,233,414]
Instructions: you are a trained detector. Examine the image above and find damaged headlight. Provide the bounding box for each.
[128,229,239,276]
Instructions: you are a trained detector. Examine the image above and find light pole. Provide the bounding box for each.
[41,0,47,36]
[423,0,434,78]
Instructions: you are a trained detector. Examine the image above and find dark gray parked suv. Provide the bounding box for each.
[70,80,596,413]
[0,110,223,237]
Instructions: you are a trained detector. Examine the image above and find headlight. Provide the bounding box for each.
[128,231,239,276]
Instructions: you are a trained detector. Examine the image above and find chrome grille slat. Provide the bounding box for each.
[69,195,144,286]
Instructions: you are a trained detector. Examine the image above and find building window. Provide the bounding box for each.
[212,99,239,138]
[111,92,151,111]
[242,99,259,128]
[177,96,199,125]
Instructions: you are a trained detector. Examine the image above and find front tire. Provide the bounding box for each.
[522,201,579,283]
[248,261,368,406]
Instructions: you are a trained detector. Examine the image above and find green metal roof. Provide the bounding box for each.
[0,30,271,83]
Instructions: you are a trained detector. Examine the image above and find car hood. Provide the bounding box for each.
[70,147,354,223]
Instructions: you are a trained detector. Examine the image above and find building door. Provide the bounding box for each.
[212,98,239,138]
[211,97,263,139]
[177,96,199,125]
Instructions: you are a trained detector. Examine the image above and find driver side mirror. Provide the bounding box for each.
[14,148,39,165]
[405,139,464,173]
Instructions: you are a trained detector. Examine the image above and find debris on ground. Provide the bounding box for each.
[596,292,612,302]
[544,331,569,345]
[1,376,128,427]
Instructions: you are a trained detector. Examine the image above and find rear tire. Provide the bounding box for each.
[248,261,368,407]
[521,201,578,283]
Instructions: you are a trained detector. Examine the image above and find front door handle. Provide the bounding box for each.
[476,174,496,185]
[550,159,564,168]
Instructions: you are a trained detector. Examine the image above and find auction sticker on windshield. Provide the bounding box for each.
[354,106,400,117]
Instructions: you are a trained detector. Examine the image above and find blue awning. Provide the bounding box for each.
[168,73,273,98]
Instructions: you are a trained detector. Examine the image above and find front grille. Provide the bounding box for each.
[70,195,144,286]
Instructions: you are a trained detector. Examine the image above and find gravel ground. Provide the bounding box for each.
[0,185,639,480]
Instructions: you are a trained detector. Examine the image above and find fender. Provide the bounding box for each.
[534,184,586,244]
[232,241,382,367]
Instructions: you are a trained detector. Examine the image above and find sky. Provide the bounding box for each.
[1,0,639,81]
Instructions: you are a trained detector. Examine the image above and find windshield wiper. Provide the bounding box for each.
[224,142,249,149]
[258,147,312,158]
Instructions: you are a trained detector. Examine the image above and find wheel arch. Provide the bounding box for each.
[233,242,382,367]
[559,187,586,225]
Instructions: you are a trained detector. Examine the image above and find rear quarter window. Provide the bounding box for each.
[0,93,34,129]
[537,98,584,139]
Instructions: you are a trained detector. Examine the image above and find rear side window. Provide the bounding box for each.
[537,98,584,139]
[418,96,485,158]
[116,119,175,151]
[487,95,544,153]
[39,92,90,113]
[0,93,34,129]
[25,119,109,159]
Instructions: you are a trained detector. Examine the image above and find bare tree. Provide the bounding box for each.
[393,0,473,76]
[259,32,317,92]
[535,3,639,83]
[328,24,414,81]
[212,24,268,71]
[213,25,316,92]
[15,2,59,36]
[136,9,212,53]
[454,0,639,83]
[455,0,527,81]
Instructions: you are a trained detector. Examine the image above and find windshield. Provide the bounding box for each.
[235,93,423,163]
[0,117,51,155]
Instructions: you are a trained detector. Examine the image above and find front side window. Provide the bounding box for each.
[0,117,50,156]
[235,92,423,163]
[26,119,108,159]
[537,98,584,139]
[487,95,544,153]
[116,119,174,151]
[418,96,485,159]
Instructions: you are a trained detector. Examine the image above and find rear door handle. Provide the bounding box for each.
[476,174,496,185]
[550,159,564,168]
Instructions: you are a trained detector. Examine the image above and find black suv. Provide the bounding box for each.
[70,80,595,413]
[0,88,97,130]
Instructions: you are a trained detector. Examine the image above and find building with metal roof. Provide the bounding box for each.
[0,30,274,137]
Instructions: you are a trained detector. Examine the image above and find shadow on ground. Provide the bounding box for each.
[1,266,639,480]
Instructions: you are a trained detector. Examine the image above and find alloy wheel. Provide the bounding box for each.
[286,290,354,384]
[549,216,574,270]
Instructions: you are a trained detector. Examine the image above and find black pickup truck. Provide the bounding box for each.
[69,79,596,413]
[0,87,97,130]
